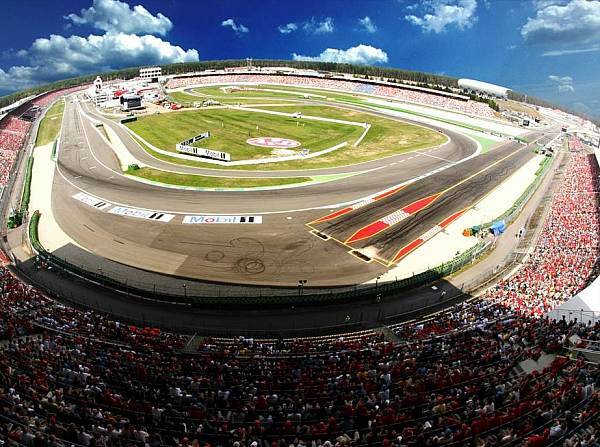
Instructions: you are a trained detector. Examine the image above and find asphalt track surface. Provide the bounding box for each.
[49,95,558,286]
[69,99,477,211]
[311,133,554,264]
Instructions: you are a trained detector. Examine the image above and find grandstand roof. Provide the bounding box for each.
[458,78,510,98]
[0,95,36,118]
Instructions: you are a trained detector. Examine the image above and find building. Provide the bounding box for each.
[120,94,143,111]
[91,90,111,106]
[139,67,162,82]
[458,78,509,98]
[94,76,103,92]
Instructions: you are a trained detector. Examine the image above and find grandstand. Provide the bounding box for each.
[165,74,498,119]
[0,86,84,187]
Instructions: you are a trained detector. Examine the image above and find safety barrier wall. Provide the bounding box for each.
[7,155,34,228]
[478,153,553,231]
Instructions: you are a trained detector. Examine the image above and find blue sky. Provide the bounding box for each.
[1,0,599,116]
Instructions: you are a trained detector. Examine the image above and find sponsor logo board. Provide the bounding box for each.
[183,215,262,224]
[72,192,111,210]
[108,206,174,222]
[176,144,231,161]
[180,132,211,146]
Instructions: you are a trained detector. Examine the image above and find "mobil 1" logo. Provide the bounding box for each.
[182,215,263,224]
[72,192,112,210]
[108,206,175,222]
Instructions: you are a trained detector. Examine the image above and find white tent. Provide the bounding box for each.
[547,276,600,324]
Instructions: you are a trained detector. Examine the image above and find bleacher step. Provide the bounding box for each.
[517,352,556,374]
[178,334,205,354]
[378,326,402,343]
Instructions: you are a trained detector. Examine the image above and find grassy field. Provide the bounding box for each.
[185,84,365,107]
[128,105,446,171]
[192,85,309,100]
[169,89,303,106]
[35,99,64,146]
[126,107,363,160]
[127,166,311,188]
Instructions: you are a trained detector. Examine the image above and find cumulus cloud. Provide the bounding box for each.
[292,44,388,65]
[65,0,172,35]
[405,0,478,33]
[277,23,298,34]
[303,17,334,34]
[278,17,334,35]
[0,32,198,92]
[548,75,575,93]
[358,16,377,33]
[521,0,600,48]
[221,18,249,34]
[543,46,600,56]
[0,0,199,93]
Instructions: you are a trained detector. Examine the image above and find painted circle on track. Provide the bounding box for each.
[246,137,301,149]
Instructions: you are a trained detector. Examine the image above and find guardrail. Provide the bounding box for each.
[19,156,34,217]
[51,139,58,160]
[27,209,490,307]
[478,153,553,231]
[7,155,34,228]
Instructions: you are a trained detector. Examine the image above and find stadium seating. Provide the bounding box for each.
[480,153,600,317]
[165,74,498,118]
[568,135,585,153]
[0,142,598,447]
[0,85,84,187]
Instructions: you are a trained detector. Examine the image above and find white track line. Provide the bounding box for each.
[415,151,455,163]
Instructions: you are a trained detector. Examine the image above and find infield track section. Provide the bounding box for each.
[58,96,478,214]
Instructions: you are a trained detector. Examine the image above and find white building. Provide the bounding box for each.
[458,78,509,98]
[91,90,111,106]
[140,67,162,80]
[94,76,103,91]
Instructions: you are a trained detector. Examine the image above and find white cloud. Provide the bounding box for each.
[558,84,575,93]
[0,32,198,92]
[65,0,172,36]
[303,17,334,34]
[278,23,298,34]
[221,18,249,34]
[548,75,575,93]
[543,46,600,56]
[292,44,388,65]
[0,0,199,93]
[521,0,600,46]
[532,0,569,9]
[405,0,478,33]
[358,16,377,33]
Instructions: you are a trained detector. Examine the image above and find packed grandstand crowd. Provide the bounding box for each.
[0,131,599,446]
[164,74,497,119]
[0,86,84,187]
[479,152,600,318]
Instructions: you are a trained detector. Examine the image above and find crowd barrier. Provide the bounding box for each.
[478,152,554,231]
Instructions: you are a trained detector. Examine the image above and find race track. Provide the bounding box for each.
[47,94,557,286]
